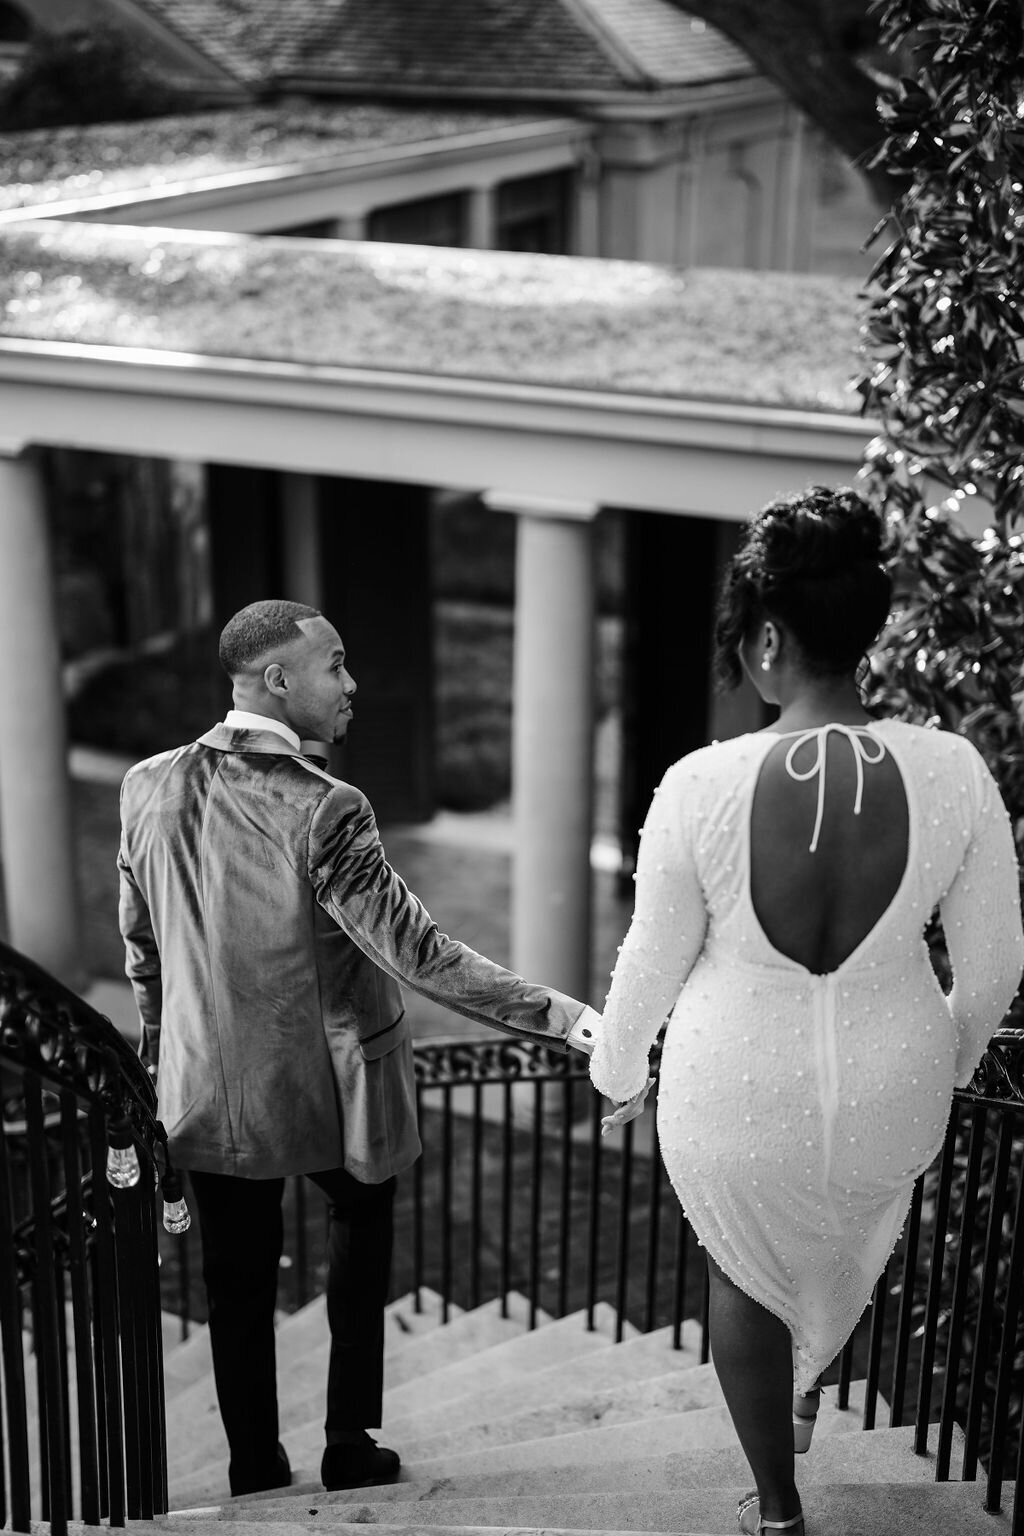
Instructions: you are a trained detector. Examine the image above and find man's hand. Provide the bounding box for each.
[600,1077,655,1136]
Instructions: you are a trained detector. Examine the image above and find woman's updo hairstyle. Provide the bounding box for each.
[714,485,891,690]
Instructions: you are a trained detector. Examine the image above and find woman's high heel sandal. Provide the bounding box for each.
[792,1384,821,1454]
[737,1493,804,1535]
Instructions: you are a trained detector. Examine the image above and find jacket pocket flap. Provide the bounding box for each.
[358,1010,409,1061]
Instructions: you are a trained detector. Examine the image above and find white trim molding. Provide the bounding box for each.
[0,337,872,519]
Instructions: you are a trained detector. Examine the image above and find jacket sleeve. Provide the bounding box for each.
[117,817,163,1075]
[307,783,586,1049]
[589,758,708,1103]
[941,745,1024,1087]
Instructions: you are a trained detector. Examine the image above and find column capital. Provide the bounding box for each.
[0,437,32,460]
[482,490,600,521]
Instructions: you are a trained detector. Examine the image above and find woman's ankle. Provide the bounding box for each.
[756,1485,802,1522]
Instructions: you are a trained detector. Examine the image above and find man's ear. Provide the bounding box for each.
[264,662,288,697]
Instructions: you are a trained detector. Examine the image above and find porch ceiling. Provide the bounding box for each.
[0,222,871,517]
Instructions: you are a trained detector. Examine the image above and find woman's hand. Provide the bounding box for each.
[600,1077,655,1136]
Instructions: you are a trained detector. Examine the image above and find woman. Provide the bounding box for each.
[589,486,1023,1535]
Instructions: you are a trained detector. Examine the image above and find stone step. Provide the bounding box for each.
[168,1525,700,1536]
[165,1291,467,1479]
[385,1290,465,1347]
[280,1423,963,1504]
[382,1317,678,1424]
[208,1476,1015,1533]
[164,1323,214,1399]
[268,1297,331,1362]
[388,1381,875,1480]
[381,1322,703,1441]
[274,1317,488,1430]
[368,1365,886,1468]
[381,1292,547,1395]
[194,1378,880,1512]
[270,1304,638,1474]
[162,1309,194,1353]
[383,1355,721,1463]
[381,1302,627,1417]
[272,1291,464,1400]
[236,1293,558,1457]
[270,1321,702,1478]
[22,1307,185,1370]
[167,1298,582,1492]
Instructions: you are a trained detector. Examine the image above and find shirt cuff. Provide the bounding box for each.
[567,1005,602,1055]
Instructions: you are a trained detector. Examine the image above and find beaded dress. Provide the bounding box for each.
[589,720,1023,1391]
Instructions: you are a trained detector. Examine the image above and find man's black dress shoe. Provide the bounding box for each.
[229,1440,291,1497]
[321,1433,401,1490]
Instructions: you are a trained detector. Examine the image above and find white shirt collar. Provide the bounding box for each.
[223,709,301,752]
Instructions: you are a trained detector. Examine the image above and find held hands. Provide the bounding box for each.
[565,1007,654,1133]
[601,1077,655,1136]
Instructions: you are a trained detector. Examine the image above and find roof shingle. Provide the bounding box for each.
[123,0,753,95]
[0,222,859,411]
[577,0,752,85]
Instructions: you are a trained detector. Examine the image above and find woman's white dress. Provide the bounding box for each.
[589,719,1023,1391]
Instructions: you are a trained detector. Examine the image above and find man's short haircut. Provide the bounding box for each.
[218,600,322,677]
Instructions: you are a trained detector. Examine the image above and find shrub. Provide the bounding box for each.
[857,0,1024,1473]
[0,24,191,130]
[859,0,1024,945]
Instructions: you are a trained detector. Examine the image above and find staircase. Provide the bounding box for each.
[146,1291,1012,1536]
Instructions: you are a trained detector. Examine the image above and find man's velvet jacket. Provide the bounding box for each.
[118,724,586,1182]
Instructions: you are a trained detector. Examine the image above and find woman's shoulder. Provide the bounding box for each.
[873,718,996,805]
[660,732,766,789]
[873,717,984,765]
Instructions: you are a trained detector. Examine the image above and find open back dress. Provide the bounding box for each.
[589,719,1023,1391]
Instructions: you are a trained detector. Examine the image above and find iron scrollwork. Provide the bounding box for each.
[959,1028,1024,1109]
[413,1026,667,1090]
[414,1035,592,1088]
[0,939,156,1146]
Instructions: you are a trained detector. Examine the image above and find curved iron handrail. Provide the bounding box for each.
[0,939,156,1139]
[412,1029,665,1087]
[961,1028,1024,1108]
[0,940,170,1533]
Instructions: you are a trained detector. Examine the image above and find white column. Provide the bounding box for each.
[484,491,598,1002]
[467,186,495,250]
[772,110,811,271]
[0,446,83,984]
[281,471,323,609]
[331,212,367,240]
[676,118,706,267]
[575,148,602,257]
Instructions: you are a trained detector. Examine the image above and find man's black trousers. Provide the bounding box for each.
[188,1166,396,1490]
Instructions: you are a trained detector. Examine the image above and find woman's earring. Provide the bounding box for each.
[761,656,771,672]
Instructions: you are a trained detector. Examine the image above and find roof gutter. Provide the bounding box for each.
[0,118,591,226]
[266,75,761,112]
[0,337,871,519]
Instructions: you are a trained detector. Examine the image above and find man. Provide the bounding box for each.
[118,599,599,1498]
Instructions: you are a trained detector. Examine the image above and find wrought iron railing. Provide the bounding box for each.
[0,940,184,1534]
[402,1036,703,1343]
[170,1031,1024,1530]
[844,1029,1024,1532]
[10,989,1024,1533]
